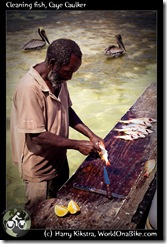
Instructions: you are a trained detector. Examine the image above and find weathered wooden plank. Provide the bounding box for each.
[31,82,157,230]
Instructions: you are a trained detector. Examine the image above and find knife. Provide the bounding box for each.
[73,183,126,199]
[103,166,112,199]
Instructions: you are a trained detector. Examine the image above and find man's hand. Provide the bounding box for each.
[76,140,99,155]
[89,134,104,151]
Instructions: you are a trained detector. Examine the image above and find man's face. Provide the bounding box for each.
[48,54,82,87]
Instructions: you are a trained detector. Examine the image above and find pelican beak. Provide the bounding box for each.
[43,32,50,45]
[119,40,126,52]
[40,29,50,45]
[116,35,126,52]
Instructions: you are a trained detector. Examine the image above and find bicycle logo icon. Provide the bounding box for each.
[3,207,31,237]
[6,212,27,230]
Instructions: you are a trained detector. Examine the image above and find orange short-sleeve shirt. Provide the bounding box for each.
[10,65,72,182]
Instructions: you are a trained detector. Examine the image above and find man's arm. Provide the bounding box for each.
[30,131,98,156]
[69,107,103,145]
[29,107,103,156]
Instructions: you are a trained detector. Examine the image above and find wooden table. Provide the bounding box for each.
[31,82,157,230]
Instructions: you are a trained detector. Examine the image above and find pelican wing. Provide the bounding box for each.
[104,45,123,56]
[22,39,46,50]
[109,47,123,54]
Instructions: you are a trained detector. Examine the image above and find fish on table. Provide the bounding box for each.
[124,131,146,138]
[98,142,111,166]
[119,117,156,127]
[114,126,153,135]
[113,117,156,140]
[114,134,136,141]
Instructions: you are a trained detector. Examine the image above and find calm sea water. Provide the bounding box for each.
[6,10,157,207]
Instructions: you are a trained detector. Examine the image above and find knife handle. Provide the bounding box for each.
[106,184,112,199]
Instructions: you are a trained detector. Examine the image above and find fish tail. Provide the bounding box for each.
[106,161,111,166]
[144,173,149,177]
[119,120,129,124]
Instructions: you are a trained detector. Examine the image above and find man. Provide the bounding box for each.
[10,38,103,214]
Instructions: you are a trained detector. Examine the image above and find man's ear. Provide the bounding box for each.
[48,58,56,68]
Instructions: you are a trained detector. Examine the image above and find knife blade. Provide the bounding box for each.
[103,166,112,199]
[73,183,126,199]
[103,166,110,185]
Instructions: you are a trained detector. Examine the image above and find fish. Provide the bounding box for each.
[98,142,111,166]
[114,135,135,141]
[144,159,156,177]
[119,118,156,127]
[132,127,153,135]
[115,132,146,140]
[114,127,143,137]
[124,131,146,138]
[121,123,146,129]
[115,125,153,135]
[119,119,152,127]
[145,129,153,134]
[143,118,156,123]
[140,128,153,135]
[123,125,154,135]
[114,127,137,132]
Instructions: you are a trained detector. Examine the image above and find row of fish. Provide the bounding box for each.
[98,117,156,164]
[114,117,156,141]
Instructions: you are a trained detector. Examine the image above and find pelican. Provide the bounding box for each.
[22,27,50,50]
[104,34,126,58]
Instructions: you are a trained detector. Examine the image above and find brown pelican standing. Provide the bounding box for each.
[104,34,126,58]
[22,27,50,50]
